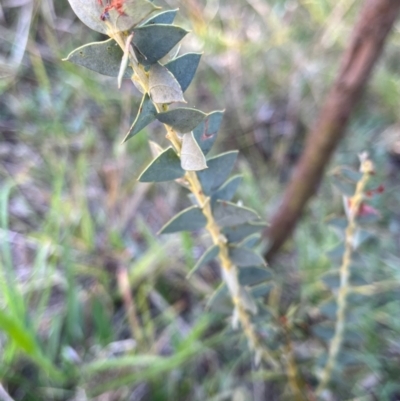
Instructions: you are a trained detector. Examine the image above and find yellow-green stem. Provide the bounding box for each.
[317,157,374,394]
[281,320,307,401]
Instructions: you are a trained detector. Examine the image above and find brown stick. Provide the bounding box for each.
[265,0,400,260]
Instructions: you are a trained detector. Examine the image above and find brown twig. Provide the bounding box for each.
[265,0,400,260]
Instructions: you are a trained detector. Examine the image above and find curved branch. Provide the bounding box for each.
[265,0,400,260]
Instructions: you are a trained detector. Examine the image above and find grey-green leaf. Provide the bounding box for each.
[181,132,208,171]
[108,0,161,32]
[133,24,188,64]
[149,63,185,103]
[186,245,219,278]
[327,217,348,230]
[336,167,363,182]
[313,323,334,342]
[240,288,258,314]
[165,53,202,92]
[214,201,260,227]
[352,229,374,249]
[336,351,361,368]
[326,243,345,264]
[67,0,158,34]
[193,111,224,155]
[142,9,178,25]
[206,284,231,314]
[355,213,381,225]
[229,246,266,267]
[64,39,133,78]
[320,271,340,290]
[197,151,238,195]
[156,108,206,133]
[342,328,364,346]
[331,176,355,196]
[139,147,184,182]
[123,94,157,142]
[159,206,207,234]
[239,233,261,249]
[326,217,347,240]
[319,299,337,320]
[211,175,242,206]
[66,0,112,34]
[239,266,273,286]
[251,283,273,298]
[222,222,267,243]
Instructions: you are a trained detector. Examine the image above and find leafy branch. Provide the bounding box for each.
[317,153,379,394]
[64,0,284,378]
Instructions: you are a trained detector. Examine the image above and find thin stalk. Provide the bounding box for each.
[350,280,400,296]
[277,314,308,401]
[284,332,307,400]
[117,266,145,348]
[316,156,374,394]
[185,170,279,370]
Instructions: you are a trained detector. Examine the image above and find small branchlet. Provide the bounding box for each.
[317,153,376,394]
[65,0,280,376]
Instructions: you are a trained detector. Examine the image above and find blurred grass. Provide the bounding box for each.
[1,0,400,399]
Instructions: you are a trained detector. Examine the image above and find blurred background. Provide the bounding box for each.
[1,0,400,399]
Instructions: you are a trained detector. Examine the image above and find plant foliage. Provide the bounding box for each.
[0,1,396,400]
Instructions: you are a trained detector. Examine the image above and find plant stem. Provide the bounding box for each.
[281,321,307,401]
[316,156,374,394]
[185,171,279,370]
